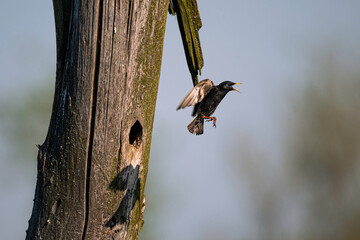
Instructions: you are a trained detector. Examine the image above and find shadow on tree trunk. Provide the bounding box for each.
[107,164,141,231]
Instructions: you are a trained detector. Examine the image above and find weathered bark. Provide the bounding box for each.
[170,0,203,86]
[26,0,168,239]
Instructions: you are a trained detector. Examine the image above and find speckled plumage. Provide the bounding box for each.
[177,79,240,135]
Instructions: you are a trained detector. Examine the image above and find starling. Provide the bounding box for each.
[177,79,241,135]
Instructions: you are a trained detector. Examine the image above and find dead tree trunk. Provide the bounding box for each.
[26,0,168,239]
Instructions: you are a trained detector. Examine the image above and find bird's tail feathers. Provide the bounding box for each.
[187,116,204,135]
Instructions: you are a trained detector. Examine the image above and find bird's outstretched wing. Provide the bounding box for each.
[176,79,214,110]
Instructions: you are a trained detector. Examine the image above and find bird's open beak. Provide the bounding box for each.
[232,83,242,93]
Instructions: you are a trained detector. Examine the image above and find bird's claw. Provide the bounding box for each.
[204,116,217,128]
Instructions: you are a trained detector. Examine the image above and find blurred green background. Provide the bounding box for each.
[1,1,360,239]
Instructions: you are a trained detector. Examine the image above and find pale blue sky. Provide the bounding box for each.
[1,1,360,239]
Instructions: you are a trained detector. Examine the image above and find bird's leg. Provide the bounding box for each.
[203,116,217,128]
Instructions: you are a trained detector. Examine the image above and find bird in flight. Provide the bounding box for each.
[177,79,241,135]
